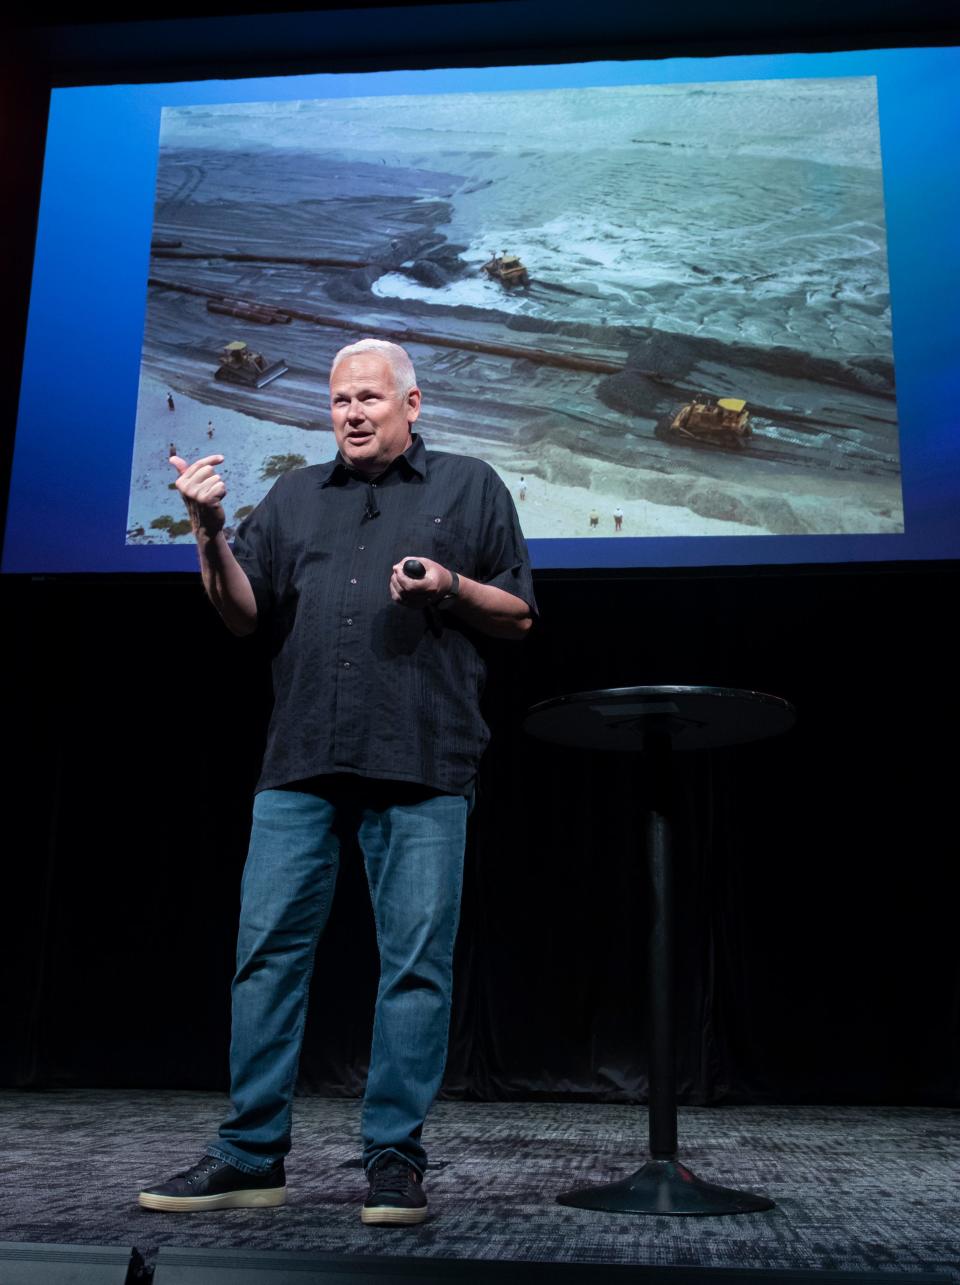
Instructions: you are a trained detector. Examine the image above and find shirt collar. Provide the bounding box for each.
[320,433,426,487]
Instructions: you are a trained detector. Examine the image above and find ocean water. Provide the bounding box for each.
[162,78,893,360]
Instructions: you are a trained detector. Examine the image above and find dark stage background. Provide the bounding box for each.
[2,1,958,1112]
[3,565,958,1106]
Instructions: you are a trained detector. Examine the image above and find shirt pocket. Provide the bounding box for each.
[399,512,475,577]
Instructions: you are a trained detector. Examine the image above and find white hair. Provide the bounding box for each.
[331,338,417,398]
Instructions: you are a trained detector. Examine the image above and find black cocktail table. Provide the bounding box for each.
[524,685,795,1216]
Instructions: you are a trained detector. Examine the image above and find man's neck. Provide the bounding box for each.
[344,433,416,480]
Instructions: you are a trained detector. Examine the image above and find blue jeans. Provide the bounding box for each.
[208,779,468,1177]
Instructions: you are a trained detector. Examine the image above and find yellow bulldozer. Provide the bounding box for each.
[481,251,529,288]
[215,340,288,389]
[667,396,751,449]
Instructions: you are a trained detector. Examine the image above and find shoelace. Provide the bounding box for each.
[181,1157,224,1186]
[368,1158,414,1196]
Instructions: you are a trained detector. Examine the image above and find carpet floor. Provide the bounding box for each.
[1,1093,956,1278]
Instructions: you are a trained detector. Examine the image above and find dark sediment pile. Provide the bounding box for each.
[598,329,895,421]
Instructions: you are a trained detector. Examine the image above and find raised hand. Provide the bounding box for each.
[171,453,227,537]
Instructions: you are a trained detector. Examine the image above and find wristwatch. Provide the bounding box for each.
[435,570,460,610]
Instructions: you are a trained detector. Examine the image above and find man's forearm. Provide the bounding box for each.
[196,530,258,636]
[448,575,533,640]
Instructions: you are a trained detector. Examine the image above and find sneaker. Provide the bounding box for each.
[138,1155,286,1212]
[361,1153,428,1225]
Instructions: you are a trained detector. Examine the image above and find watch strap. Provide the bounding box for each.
[435,570,460,609]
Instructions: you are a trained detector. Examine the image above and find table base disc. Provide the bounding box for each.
[557,1159,775,1216]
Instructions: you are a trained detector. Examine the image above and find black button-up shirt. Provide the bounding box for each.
[233,435,536,796]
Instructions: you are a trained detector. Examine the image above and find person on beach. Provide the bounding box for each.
[614,506,624,532]
[518,476,527,502]
[168,442,177,458]
[167,393,175,412]
[589,510,599,529]
[139,339,535,1226]
[207,420,215,439]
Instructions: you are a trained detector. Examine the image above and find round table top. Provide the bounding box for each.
[523,685,796,753]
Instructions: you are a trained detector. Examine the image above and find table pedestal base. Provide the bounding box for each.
[525,687,794,1221]
[557,1159,774,1216]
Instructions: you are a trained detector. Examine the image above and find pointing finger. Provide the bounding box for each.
[177,454,226,478]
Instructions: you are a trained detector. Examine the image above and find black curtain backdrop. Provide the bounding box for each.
[3,0,959,1134]
[3,564,957,1106]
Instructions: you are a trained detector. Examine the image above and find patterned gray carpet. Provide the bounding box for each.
[1,1093,957,1279]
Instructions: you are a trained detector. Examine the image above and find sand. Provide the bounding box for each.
[128,375,773,546]
[128,376,337,542]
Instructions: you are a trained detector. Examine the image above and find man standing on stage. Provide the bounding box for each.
[139,339,535,1224]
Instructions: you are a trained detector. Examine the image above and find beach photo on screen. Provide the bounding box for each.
[127,74,903,546]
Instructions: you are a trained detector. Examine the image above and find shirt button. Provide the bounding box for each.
[434,517,442,524]
[346,618,353,625]
[357,545,365,551]
[343,661,351,669]
[350,577,358,585]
